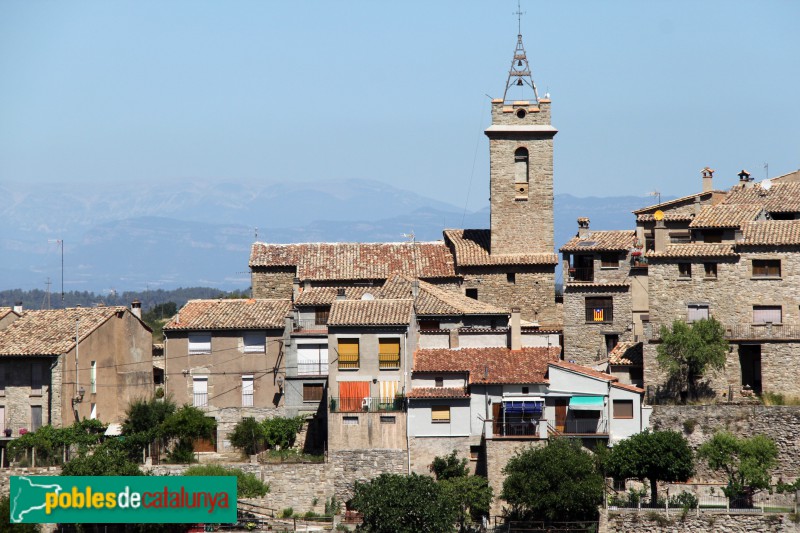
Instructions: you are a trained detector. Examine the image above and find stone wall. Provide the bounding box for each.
[408,436,478,476]
[251,268,295,300]
[485,439,545,516]
[460,267,558,324]
[604,511,800,532]
[564,285,633,365]
[329,449,406,503]
[1,356,57,434]
[650,405,800,482]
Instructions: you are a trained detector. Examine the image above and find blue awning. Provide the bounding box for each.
[503,400,543,415]
[569,396,604,411]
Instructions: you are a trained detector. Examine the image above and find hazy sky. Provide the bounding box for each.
[1,1,798,211]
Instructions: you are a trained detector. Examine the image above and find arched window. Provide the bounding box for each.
[514,147,529,184]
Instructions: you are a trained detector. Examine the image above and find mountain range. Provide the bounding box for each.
[0,179,663,293]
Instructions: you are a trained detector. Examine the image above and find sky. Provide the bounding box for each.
[1,1,799,212]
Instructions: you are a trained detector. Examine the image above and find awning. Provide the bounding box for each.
[569,396,604,411]
[503,400,543,416]
[104,423,123,436]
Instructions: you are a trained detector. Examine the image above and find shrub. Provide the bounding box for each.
[184,464,268,498]
[262,416,304,450]
[280,507,294,518]
[229,417,265,455]
[682,419,697,434]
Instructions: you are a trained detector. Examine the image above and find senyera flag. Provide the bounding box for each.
[10,476,237,524]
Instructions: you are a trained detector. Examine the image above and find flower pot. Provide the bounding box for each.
[4,428,11,437]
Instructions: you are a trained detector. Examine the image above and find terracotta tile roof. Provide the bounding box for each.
[608,342,643,366]
[646,243,737,258]
[381,275,508,316]
[689,204,764,228]
[328,299,412,326]
[560,230,636,252]
[0,307,128,356]
[612,382,645,394]
[549,360,616,382]
[633,191,721,214]
[249,241,456,280]
[0,308,19,321]
[407,387,470,399]
[164,299,291,331]
[443,229,558,266]
[722,182,800,213]
[294,287,374,306]
[740,220,800,245]
[564,282,630,290]
[636,213,695,222]
[414,347,560,384]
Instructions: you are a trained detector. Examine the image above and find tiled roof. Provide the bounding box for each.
[328,299,412,326]
[565,282,630,289]
[722,182,800,212]
[689,204,764,228]
[612,382,646,394]
[294,287,374,306]
[381,275,508,316]
[549,360,616,382]
[636,213,695,222]
[740,220,800,246]
[608,342,643,366]
[560,230,636,252]
[646,243,737,258]
[414,347,560,384]
[633,191,721,214]
[164,299,291,330]
[443,229,558,266]
[0,308,19,321]
[407,387,470,399]
[0,307,129,356]
[249,241,456,280]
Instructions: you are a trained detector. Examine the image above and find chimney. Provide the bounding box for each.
[654,219,668,253]
[510,307,522,351]
[577,217,590,238]
[131,300,142,319]
[336,288,346,301]
[13,302,22,314]
[411,280,419,299]
[701,167,714,193]
[284,313,294,338]
[448,328,459,349]
[738,169,753,188]
[292,277,301,301]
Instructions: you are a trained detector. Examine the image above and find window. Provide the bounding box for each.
[31,406,42,431]
[704,263,717,279]
[188,333,212,355]
[703,230,722,243]
[242,375,254,407]
[298,343,329,376]
[435,377,444,388]
[431,405,451,423]
[514,147,529,183]
[465,288,478,300]
[687,304,709,322]
[30,363,42,396]
[419,320,440,331]
[605,334,619,355]
[585,297,613,323]
[243,332,266,353]
[90,403,97,420]
[380,416,396,424]
[753,306,782,324]
[753,259,781,278]
[613,400,634,419]
[337,339,359,369]
[678,263,692,278]
[378,339,401,369]
[600,253,620,268]
[507,272,516,284]
[470,445,481,461]
[314,306,330,326]
[522,386,529,394]
[90,361,96,394]
[193,377,208,407]
[343,416,359,425]
[303,384,324,402]
[0,364,5,397]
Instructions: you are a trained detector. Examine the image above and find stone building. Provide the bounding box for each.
[163,298,291,451]
[0,307,21,331]
[0,306,153,434]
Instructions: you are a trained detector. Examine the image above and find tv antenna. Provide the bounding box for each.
[48,239,64,305]
[648,190,661,205]
[764,162,769,180]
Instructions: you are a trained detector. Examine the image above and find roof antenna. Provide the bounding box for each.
[254,227,258,241]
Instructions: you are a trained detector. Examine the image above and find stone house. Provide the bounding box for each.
[0,307,21,330]
[163,298,291,451]
[0,305,153,435]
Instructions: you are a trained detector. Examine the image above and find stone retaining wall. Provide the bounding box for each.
[604,511,800,532]
[329,449,406,503]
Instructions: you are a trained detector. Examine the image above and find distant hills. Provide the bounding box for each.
[0,178,663,294]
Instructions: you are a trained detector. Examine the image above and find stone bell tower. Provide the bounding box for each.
[486,31,557,257]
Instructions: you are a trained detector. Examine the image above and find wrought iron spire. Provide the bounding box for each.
[502,2,539,103]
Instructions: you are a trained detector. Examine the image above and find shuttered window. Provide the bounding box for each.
[687,304,709,322]
[338,339,359,369]
[753,306,782,324]
[431,405,450,423]
[613,400,634,419]
[585,297,613,322]
[243,332,266,353]
[753,260,781,278]
[193,377,208,407]
[378,339,401,369]
[188,333,212,355]
[303,384,324,402]
[379,380,399,403]
[242,375,254,407]
[31,363,42,396]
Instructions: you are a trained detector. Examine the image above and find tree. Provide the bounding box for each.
[430,450,469,480]
[160,405,216,463]
[228,417,265,456]
[501,439,603,522]
[697,432,778,505]
[61,439,143,476]
[657,317,728,400]
[184,465,269,497]
[607,430,694,504]
[261,416,304,449]
[122,395,177,460]
[430,452,492,532]
[351,473,459,533]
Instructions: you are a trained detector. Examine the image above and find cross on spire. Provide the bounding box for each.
[502,1,540,104]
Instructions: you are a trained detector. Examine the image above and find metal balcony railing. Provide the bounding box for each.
[585,306,614,323]
[193,393,208,408]
[562,418,608,435]
[294,319,328,332]
[725,323,800,340]
[329,397,406,413]
[297,361,329,376]
[493,421,541,437]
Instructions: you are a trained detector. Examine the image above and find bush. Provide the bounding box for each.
[280,507,294,518]
[670,491,699,510]
[229,417,265,455]
[184,465,268,498]
[262,416,304,449]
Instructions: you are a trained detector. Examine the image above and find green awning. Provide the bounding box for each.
[569,396,604,410]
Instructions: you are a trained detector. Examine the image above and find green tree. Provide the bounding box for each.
[184,465,269,497]
[228,417,265,455]
[697,432,778,505]
[261,416,304,450]
[351,473,459,533]
[657,317,728,400]
[430,452,492,531]
[501,439,603,522]
[122,396,177,461]
[0,495,39,533]
[160,405,215,463]
[607,430,694,504]
[61,439,143,476]
[430,450,469,480]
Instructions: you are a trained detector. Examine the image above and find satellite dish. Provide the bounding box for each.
[762,179,772,191]
[361,293,375,301]
[653,210,665,221]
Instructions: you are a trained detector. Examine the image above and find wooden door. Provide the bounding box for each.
[555,399,568,433]
[492,403,501,436]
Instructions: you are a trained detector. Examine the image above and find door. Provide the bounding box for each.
[739,345,762,395]
[193,417,217,453]
[492,403,501,436]
[555,399,568,433]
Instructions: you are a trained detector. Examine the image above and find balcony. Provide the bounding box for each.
[561,417,608,435]
[492,421,544,439]
[585,306,614,323]
[725,323,800,340]
[329,396,406,413]
[297,361,329,376]
[567,267,594,283]
[293,319,328,334]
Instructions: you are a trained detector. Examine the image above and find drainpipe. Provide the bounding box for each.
[75,318,80,420]
[405,328,411,475]
[163,331,168,397]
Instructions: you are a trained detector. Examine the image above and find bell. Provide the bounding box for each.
[517,59,523,67]
[517,79,523,86]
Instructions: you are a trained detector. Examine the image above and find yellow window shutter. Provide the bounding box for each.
[431,405,450,422]
[338,339,359,361]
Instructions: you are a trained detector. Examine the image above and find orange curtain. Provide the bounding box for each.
[339,381,370,412]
